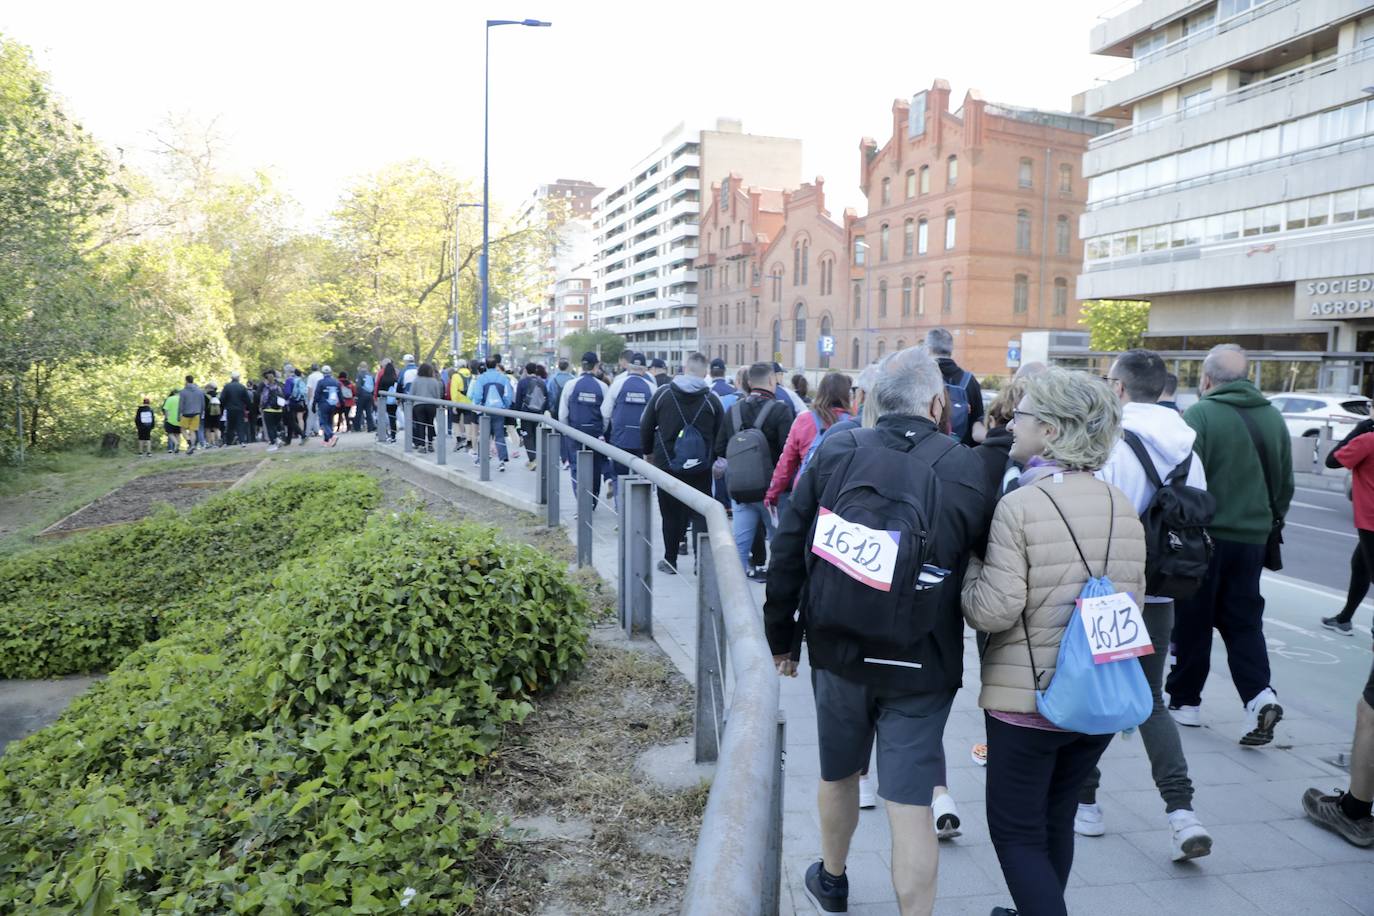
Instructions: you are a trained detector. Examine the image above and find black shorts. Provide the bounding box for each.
[163,422,180,435]
[137,428,152,441]
[1364,655,1374,709]
[810,668,955,806]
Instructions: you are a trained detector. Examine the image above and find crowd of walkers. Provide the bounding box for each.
[134,334,1374,915]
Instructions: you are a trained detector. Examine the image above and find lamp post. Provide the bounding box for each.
[481,18,552,360]
[451,201,485,360]
[856,238,873,364]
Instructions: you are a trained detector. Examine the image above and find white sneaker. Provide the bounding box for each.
[1168,705,1201,728]
[1241,688,1283,747]
[266,445,279,452]
[1168,809,1213,861]
[1074,802,1105,837]
[858,774,877,809]
[933,793,961,840]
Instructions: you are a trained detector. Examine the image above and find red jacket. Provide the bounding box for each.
[1334,429,1374,531]
[765,408,852,505]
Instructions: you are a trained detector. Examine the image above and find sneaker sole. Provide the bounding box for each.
[1074,821,1106,838]
[936,813,961,840]
[803,881,848,914]
[1240,703,1283,747]
[1320,621,1354,636]
[1173,832,1213,861]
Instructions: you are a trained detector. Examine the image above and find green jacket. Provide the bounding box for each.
[1183,380,1294,545]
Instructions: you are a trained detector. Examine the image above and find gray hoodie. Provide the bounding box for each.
[178,383,205,418]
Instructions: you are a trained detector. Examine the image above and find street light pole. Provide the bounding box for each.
[482,18,552,360]
[452,201,484,361]
[857,239,873,365]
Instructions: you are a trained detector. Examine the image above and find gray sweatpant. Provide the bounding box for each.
[1079,599,1195,813]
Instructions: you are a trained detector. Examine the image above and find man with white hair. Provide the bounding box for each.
[764,346,986,916]
[219,371,251,447]
[1167,344,1293,746]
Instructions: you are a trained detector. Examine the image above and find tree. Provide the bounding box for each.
[560,329,625,365]
[1078,299,1150,352]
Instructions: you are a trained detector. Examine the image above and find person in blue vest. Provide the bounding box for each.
[603,351,656,511]
[471,355,514,471]
[310,365,343,447]
[558,351,610,509]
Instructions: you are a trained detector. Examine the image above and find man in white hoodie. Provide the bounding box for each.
[1074,348,1215,863]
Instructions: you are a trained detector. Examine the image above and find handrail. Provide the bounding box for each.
[384,391,782,915]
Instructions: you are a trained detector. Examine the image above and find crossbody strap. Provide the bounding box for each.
[1121,429,1165,493]
[1225,403,1282,525]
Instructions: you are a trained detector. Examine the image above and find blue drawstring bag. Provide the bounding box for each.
[1022,486,1152,736]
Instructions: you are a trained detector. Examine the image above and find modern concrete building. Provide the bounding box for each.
[588,121,802,366]
[1077,0,1374,396]
[507,179,602,361]
[848,80,1109,376]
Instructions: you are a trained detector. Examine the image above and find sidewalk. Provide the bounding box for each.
[378,437,1374,916]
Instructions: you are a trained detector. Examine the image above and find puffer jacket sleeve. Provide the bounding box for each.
[961,495,1030,634]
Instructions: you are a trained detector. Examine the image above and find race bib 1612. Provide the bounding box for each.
[810,507,901,592]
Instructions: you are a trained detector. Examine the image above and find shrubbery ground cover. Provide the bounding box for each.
[0,472,591,913]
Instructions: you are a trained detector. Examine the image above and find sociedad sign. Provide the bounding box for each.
[1294,274,1374,320]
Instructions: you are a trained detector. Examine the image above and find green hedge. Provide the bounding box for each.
[0,469,380,678]
[0,510,590,913]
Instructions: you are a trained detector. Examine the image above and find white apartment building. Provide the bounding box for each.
[1077,0,1374,396]
[589,120,802,367]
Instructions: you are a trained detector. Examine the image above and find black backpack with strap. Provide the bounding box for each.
[1122,430,1215,599]
[725,399,779,502]
[803,428,956,656]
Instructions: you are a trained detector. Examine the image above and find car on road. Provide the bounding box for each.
[1267,393,1372,439]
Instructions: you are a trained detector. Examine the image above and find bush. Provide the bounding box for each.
[0,470,380,678]
[0,508,590,913]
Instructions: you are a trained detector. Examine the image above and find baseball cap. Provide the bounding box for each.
[629,351,647,367]
[402,354,415,363]
[649,358,667,369]
[772,361,785,374]
[581,350,599,366]
[322,364,332,374]
[709,357,727,372]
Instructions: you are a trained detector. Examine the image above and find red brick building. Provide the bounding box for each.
[847,79,1110,376]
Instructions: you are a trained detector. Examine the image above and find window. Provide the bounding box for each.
[904,218,915,257]
[753,340,759,361]
[794,302,807,341]
[852,280,862,320]
[1013,274,1029,314]
[723,226,730,247]
[881,177,891,206]
[1016,210,1032,252]
[917,218,928,255]
[942,272,953,314]
[1053,277,1068,316]
[876,339,887,358]
[1056,215,1070,255]
[878,279,888,317]
[852,337,861,369]
[901,277,912,316]
[854,236,866,265]
[896,338,906,351]
[919,165,930,195]
[905,170,916,199]
[771,267,783,302]
[1019,158,1034,188]
[944,209,956,250]
[916,276,926,316]
[880,224,890,261]
[1059,164,1072,193]
[802,242,810,284]
[947,155,958,187]
[753,300,759,327]
[793,244,801,285]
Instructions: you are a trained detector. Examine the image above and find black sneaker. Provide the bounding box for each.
[656,559,677,575]
[1302,788,1374,847]
[1320,616,1353,635]
[747,567,768,583]
[803,861,848,913]
[990,908,1019,916]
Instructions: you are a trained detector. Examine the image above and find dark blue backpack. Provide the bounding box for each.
[659,390,709,473]
[946,371,973,441]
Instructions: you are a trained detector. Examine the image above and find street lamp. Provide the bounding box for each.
[856,238,874,365]
[481,18,552,360]
[452,202,484,360]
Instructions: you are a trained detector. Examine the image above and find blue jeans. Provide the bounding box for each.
[320,411,335,442]
[732,500,775,571]
[486,415,508,461]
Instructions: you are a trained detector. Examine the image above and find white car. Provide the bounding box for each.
[1266,393,1371,439]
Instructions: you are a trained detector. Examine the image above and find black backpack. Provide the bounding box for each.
[725,400,779,502]
[1122,430,1215,600]
[804,428,955,650]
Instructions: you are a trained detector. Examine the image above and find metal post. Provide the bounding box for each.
[478,411,491,481]
[625,476,653,638]
[762,714,786,916]
[546,431,561,527]
[695,532,726,764]
[536,426,550,505]
[479,25,491,359]
[435,406,448,465]
[375,401,387,444]
[576,448,593,567]
[401,400,413,453]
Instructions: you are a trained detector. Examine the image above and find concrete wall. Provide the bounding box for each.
[700,130,803,200]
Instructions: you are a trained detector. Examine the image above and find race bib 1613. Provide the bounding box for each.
[1077,592,1153,663]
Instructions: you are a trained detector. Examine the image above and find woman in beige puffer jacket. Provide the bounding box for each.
[961,368,1145,916]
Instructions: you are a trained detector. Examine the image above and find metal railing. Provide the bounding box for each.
[378,391,784,915]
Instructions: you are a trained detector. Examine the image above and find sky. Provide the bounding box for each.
[3,0,1119,225]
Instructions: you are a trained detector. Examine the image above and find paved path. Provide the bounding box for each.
[375,436,1374,916]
